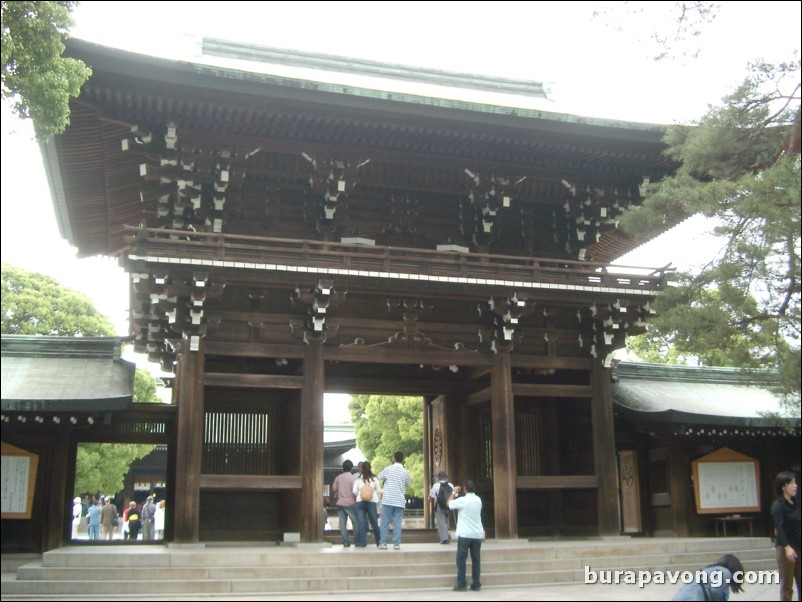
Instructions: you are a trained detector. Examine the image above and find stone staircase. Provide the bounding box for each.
[1,537,776,598]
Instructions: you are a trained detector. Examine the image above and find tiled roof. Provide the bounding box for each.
[612,362,799,428]
[1,336,135,412]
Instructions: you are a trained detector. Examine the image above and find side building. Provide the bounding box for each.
[612,361,800,540]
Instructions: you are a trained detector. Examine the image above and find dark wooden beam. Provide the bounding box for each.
[204,373,303,389]
[199,475,302,490]
[516,475,599,489]
[205,342,304,359]
[510,356,593,370]
[511,384,593,398]
[324,377,464,396]
[466,387,491,406]
[328,345,491,367]
[517,475,599,489]
[205,339,594,371]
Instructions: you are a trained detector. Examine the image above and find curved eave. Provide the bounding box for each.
[611,362,798,430]
[614,404,800,430]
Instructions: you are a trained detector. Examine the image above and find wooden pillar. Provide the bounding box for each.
[173,336,205,543]
[590,359,619,535]
[44,432,69,551]
[300,340,324,542]
[423,396,433,527]
[668,438,690,537]
[491,349,517,539]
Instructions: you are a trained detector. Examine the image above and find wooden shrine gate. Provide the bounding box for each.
[38,39,676,545]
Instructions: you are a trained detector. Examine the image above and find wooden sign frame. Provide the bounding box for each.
[1,442,39,519]
[691,447,760,515]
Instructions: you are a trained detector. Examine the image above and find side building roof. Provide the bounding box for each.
[1,335,135,413]
[612,361,799,433]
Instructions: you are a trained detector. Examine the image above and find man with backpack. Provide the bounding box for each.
[429,470,453,544]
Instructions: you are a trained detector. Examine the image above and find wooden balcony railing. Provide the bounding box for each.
[123,226,671,293]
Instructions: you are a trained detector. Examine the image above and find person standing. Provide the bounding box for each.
[429,471,453,544]
[447,479,484,592]
[122,499,133,539]
[357,461,372,537]
[154,499,166,540]
[126,501,141,540]
[100,497,118,541]
[71,497,82,539]
[331,460,358,547]
[86,500,102,540]
[141,495,156,540]
[352,460,382,547]
[378,451,411,550]
[771,471,801,601]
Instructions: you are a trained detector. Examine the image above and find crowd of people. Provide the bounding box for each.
[330,452,484,590]
[68,465,798,597]
[70,493,166,541]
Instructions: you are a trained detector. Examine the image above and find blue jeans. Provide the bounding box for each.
[380,504,404,546]
[88,524,100,540]
[337,504,359,546]
[456,536,482,589]
[356,501,380,547]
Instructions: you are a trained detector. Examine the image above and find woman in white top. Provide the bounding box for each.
[71,497,82,539]
[154,500,166,539]
[352,460,382,547]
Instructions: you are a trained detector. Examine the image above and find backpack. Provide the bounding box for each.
[359,483,375,501]
[436,482,453,510]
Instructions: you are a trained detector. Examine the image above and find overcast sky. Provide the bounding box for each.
[1,2,799,418]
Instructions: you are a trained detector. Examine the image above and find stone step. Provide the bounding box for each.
[36,536,771,567]
[4,538,777,597]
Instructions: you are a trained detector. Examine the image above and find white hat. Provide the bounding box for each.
[73,497,81,504]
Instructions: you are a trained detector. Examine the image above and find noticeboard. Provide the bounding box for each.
[1,442,39,519]
[691,447,760,515]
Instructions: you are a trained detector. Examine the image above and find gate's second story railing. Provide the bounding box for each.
[124,226,671,293]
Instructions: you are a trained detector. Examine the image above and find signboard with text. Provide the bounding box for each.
[692,447,760,514]
[1,442,39,519]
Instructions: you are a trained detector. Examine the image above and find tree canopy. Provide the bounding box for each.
[348,394,425,498]
[75,442,154,498]
[1,262,115,335]
[1,263,161,494]
[621,58,801,409]
[133,367,161,404]
[1,0,91,137]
